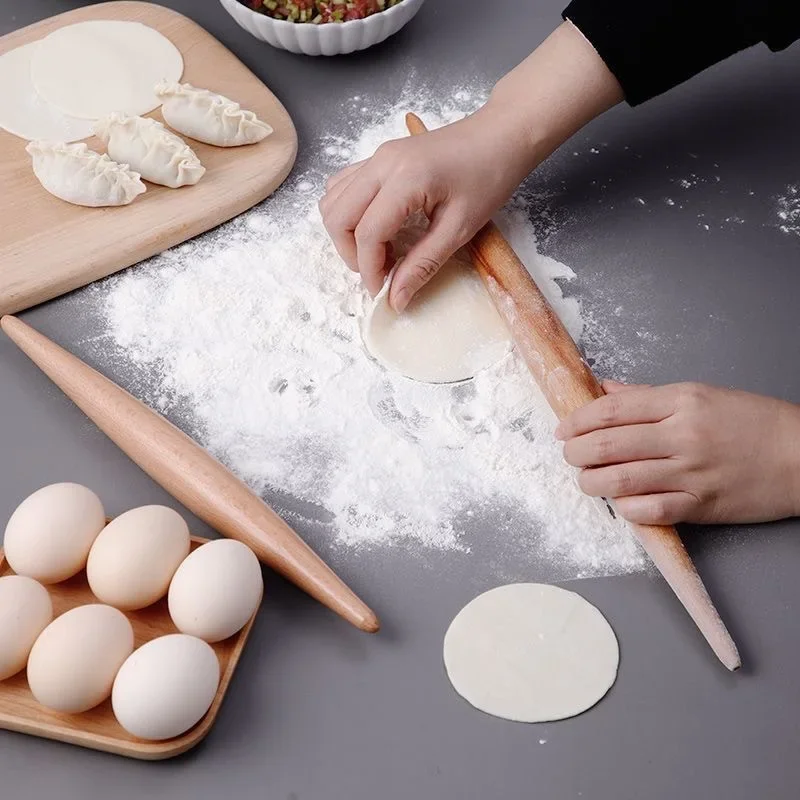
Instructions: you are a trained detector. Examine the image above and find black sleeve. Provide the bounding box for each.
[562,1,800,105]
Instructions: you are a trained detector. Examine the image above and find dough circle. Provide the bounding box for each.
[363,259,512,383]
[443,583,619,723]
[0,43,94,142]
[31,21,183,120]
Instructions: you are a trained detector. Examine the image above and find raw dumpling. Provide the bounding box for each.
[94,113,205,188]
[26,141,146,207]
[155,81,272,147]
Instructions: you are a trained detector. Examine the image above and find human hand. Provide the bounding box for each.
[555,380,800,525]
[320,21,622,312]
[319,104,536,312]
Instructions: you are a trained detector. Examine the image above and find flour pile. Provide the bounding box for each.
[91,86,645,578]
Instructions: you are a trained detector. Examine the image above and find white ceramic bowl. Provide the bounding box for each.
[219,0,427,56]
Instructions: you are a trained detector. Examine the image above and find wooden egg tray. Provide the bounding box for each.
[0,536,256,759]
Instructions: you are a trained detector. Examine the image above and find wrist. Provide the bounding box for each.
[486,21,623,168]
[472,95,551,179]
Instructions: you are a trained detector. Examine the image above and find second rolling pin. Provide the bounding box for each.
[1,315,379,634]
[405,112,740,671]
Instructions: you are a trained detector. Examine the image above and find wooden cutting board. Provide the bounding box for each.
[0,535,258,760]
[0,1,298,316]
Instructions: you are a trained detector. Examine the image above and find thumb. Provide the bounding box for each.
[389,211,464,312]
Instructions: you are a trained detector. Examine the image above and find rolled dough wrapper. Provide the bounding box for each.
[443,583,620,723]
[0,43,95,142]
[362,257,512,384]
[31,21,183,120]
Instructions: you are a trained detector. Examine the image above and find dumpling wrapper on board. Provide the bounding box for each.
[0,42,95,142]
[155,81,273,147]
[31,20,183,120]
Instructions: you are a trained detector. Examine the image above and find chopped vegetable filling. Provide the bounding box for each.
[241,0,405,23]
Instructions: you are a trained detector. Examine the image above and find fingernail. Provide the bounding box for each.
[393,288,411,313]
[554,425,565,441]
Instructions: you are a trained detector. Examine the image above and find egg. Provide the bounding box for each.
[112,634,220,740]
[86,505,191,610]
[4,483,106,583]
[0,575,53,681]
[168,539,263,643]
[27,604,134,713]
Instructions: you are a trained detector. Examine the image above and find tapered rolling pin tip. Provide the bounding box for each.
[721,645,741,672]
[318,577,380,633]
[707,621,741,671]
[358,609,381,634]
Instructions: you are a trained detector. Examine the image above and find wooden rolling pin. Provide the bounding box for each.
[406,112,740,671]
[1,315,379,634]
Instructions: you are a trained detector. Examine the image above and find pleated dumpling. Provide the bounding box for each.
[155,81,273,147]
[94,113,205,189]
[26,141,146,207]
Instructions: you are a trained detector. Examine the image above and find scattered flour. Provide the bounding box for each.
[777,185,800,237]
[88,85,645,578]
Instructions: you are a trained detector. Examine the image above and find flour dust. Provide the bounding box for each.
[777,185,800,237]
[88,84,646,579]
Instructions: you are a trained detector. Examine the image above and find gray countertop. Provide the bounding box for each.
[2,1,800,798]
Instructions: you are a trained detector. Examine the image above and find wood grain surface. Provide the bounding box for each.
[405,112,741,672]
[0,536,257,760]
[0,1,297,316]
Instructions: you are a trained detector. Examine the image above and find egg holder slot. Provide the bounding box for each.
[0,534,257,760]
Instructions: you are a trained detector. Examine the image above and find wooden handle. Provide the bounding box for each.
[405,112,740,670]
[1,316,379,634]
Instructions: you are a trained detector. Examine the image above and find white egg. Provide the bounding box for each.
[168,539,263,643]
[86,505,191,610]
[27,603,134,713]
[0,575,53,681]
[4,483,106,583]
[112,634,220,740]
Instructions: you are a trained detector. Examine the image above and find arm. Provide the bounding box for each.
[487,20,624,173]
[320,20,622,311]
[321,2,800,310]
